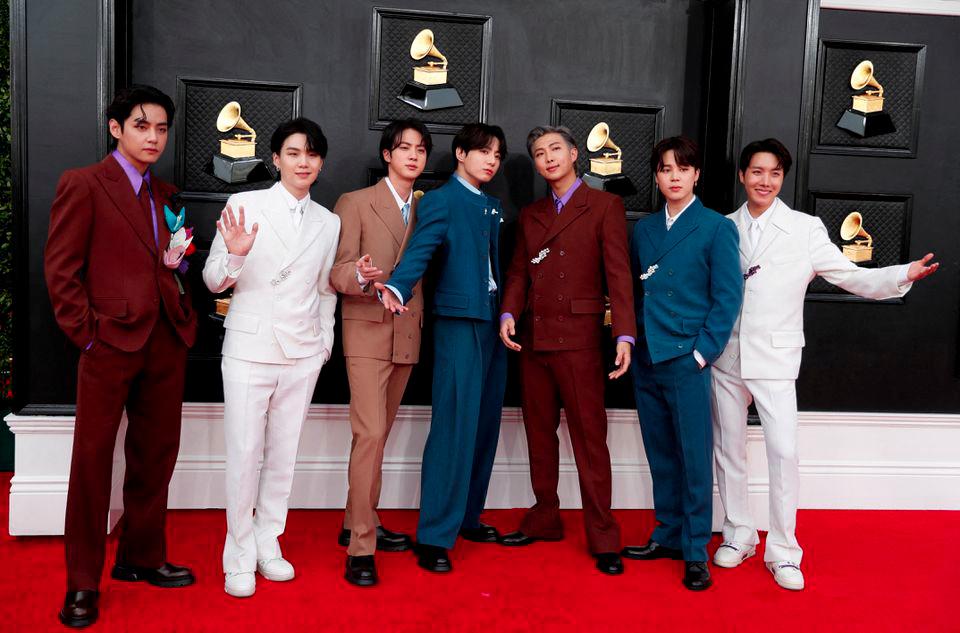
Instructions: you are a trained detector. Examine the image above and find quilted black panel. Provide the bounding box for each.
[374,11,488,127]
[816,42,922,150]
[807,193,910,296]
[553,102,662,216]
[178,79,300,194]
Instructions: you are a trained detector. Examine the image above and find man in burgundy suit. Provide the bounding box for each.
[44,85,198,628]
[498,125,636,575]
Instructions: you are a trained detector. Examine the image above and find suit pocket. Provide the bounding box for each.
[91,297,128,318]
[570,298,605,314]
[434,291,468,309]
[223,310,260,334]
[342,300,386,323]
[771,330,805,348]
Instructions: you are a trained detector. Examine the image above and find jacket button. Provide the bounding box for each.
[404,353,409,359]
[667,290,674,296]
[668,270,674,276]
[559,250,566,256]
[537,272,543,279]
[677,344,683,349]
[558,337,564,343]
[558,315,564,322]
[535,316,542,321]
[559,272,565,279]
[557,295,563,301]
[644,291,650,297]
[407,333,413,339]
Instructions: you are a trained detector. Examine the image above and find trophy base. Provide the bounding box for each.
[836,109,896,138]
[583,173,638,197]
[212,154,268,184]
[397,81,464,111]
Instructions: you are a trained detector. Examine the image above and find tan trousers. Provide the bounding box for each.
[343,357,413,556]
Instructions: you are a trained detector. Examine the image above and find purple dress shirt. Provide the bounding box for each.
[112,149,159,245]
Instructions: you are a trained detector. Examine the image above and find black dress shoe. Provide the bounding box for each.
[458,523,500,543]
[595,552,625,575]
[111,561,195,587]
[683,561,712,591]
[59,590,99,628]
[621,540,683,560]
[337,526,413,552]
[497,530,563,547]
[344,555,378,587]
[414,543,452,573]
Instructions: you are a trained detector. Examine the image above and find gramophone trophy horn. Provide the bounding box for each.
[217,101,257,142]
[836,59,895,138]
[397,28,463,111]
[212,100,266,185]
[839,211,874,262]
[586,122,623,176]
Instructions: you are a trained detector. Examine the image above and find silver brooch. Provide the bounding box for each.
[531,248,550,264]
[270,269,292,286]
[639,264,658,281]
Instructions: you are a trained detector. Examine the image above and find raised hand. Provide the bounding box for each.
[356,254,383,284]
[608,341,632,380]
[907,253,939,282]
[374,282,408,314]
[499,316,521,351]
[217,204,258,256]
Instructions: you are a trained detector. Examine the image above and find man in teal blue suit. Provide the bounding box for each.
[621,136,742,591]
[377,123,508,573]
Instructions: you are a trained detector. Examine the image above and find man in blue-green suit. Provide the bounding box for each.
[621,136,742,591]
[377,123,508,573]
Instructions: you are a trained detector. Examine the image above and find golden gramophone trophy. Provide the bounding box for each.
[835,60,896,138]
[840,211,874,263]
[396,29,464,111]
[212,101,267,184]
[581,122,637,197]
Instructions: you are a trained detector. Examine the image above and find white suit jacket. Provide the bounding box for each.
[713,197,910,380]
[203,182,340,365]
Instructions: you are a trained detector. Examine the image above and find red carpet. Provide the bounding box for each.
[1,472,956,632]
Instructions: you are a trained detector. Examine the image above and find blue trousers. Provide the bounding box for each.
[416,312,507,548]
[632,353,713,562]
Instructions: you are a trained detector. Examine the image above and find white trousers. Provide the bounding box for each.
[710,361,803,564]
[221,354,324,575]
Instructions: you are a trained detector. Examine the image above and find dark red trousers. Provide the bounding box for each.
[518,346,620,553]
[65,316,187,591]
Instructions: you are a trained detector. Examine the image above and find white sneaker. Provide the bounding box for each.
[257,557,295,582]
[713,541,756,568]
[766,561,805,591]
[224,571,255,598]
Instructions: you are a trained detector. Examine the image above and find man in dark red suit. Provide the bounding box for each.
[497,125,636,575]
[44,85,198,628]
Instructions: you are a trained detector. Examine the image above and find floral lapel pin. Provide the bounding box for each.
[639,264,658,281]
[164,205,186,232]
[531,248,550,264]
[743,264,761,280]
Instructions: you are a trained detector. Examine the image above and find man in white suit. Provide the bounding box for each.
[710,138,938,591]
[202,118,340,598]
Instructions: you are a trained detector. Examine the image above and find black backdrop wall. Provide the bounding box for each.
[11,0,960,414]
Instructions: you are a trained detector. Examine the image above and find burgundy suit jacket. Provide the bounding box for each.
[501,184,636,352]
[44,155,198,352]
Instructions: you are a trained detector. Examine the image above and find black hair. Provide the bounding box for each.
[270,117,328,159]
[650,135,702,174]
[738,138,793,175]
[378,119,433,168]
[452,123,508,160]
[105,84,175,129]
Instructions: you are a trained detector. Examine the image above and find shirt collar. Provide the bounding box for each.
[453,173,483,197]
[275,181,310,212]
[664,195,697,226]
[740,201,773,231]
[384,176,413,210]
[112,149,151,195]
[552,177,582,210]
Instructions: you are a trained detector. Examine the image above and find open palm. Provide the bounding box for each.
[217,204,258,256]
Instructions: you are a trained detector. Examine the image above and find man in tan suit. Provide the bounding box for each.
[330,119,433,586]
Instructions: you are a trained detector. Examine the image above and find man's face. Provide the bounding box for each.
[531,133,577,183]
[272,132,324,195]
[383,128,427,182]
[739,151,784,211]
[654,149,699,205]
[109,103,169,171]
[456,138,502,184]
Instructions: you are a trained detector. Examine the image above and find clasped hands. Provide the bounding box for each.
[500,316,631,380]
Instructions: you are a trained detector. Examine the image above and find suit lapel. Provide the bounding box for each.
[731,204,751,268]
[283,202,327,268]
[259,184,297,253]
[652,199,701,263]
[373,179,407,248]
[539,184,589,248]
[749,198,789,265]
[96,155,157,255]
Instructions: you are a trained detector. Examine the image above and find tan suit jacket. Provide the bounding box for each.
[331,179,424,364]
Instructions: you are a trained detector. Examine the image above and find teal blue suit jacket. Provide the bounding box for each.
[631,198,743,365]
[386,177,502,321]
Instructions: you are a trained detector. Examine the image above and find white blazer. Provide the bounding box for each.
[203,182,340,365]
[713,197,909,380]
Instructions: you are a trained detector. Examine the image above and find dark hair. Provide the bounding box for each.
[738,138,793,175]
[650,136,702,174]
[270,117,328,158]
[526,125,577,157]
[378,119,433,168]
[105,84,175,128]
[452,123,507,160]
